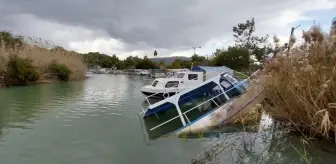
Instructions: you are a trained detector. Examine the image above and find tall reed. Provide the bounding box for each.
[0,31,87,86]
[262,24,336,139]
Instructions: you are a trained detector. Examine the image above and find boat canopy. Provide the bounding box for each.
[191,66,233,74]
[191,66,234,81]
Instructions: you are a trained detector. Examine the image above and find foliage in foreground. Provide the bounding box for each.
[261,24,336,139]
[48,61,71,81]
[6,55,39,84]
[0,31,87,86]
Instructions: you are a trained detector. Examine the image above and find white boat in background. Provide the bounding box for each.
[140,67,234,99]
[140,71,204,99]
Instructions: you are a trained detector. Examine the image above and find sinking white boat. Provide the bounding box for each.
[139,69,261,140]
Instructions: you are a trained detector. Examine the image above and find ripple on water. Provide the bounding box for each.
[53,85,137,127]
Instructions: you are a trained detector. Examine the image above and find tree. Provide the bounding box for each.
[154,50,158,56]
[169,59,182,69]
[191,54,210,66]
[135,57,156,69]
[191,54,206,62]
[123,56,136,69]
[159,60,165,69]
[83,52,123,69]
[0,31,24,50]
[212,47,250,71]
[232,18,271,62]
[180,60,192,69]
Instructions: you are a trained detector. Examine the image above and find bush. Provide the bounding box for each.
[7,55,39,83]
[48,61,71,81]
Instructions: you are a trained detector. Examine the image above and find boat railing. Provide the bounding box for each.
[144,67,235,106]
[140,70,260,132]
[148,92,229,132]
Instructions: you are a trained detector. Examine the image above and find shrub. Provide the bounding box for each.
[7,55,39,83]
[48,61,71,81]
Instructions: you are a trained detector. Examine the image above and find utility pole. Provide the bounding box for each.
[192,46,201,55]
[287,24,301,55]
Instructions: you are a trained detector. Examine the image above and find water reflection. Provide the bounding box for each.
[0,82,84,139]
[192,121,336,164]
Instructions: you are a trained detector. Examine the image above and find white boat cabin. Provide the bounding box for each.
[141,71,204,99]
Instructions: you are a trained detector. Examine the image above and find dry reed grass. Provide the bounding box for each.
[261,24,336,139]
[0,35,87,86]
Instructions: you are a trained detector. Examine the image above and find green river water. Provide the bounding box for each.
[0,74,336,164]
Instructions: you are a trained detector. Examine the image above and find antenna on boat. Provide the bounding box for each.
[287,24,301,56]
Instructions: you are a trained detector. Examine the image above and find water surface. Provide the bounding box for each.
[1,74,336,164]
[0,74,205,164]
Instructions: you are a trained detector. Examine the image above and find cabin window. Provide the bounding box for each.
[152,80,159,87]
[188,74,198,80]
[224,74,238,84]
[220,80,232,89]
[143,102,183,139]
[177,73,185,78]
[220,76,241,98]
[178,82,227,123]
[165,81,179,88]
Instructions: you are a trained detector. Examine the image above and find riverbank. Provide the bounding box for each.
[0,31,87,87]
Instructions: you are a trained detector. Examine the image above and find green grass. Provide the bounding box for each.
[233,70,249,80]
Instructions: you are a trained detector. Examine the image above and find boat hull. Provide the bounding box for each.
[174,102,233,136]
[175,86,265,136]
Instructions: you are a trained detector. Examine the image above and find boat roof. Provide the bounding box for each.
[191,66,233,74]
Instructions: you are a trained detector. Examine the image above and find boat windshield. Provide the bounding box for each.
[166,73,175,78]
[176,73,185,78]
[223,73,238,84]
[152,80,159,87]
[165,81,179,88]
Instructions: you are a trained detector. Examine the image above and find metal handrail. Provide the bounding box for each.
[143,69,259,132]
[148,92,227,131]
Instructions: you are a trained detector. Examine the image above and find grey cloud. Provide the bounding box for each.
[0,0,326,50]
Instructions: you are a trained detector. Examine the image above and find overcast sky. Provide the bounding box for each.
[0,0,335,59]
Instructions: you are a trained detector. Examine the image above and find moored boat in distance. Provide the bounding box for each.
[139,70,151,76]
